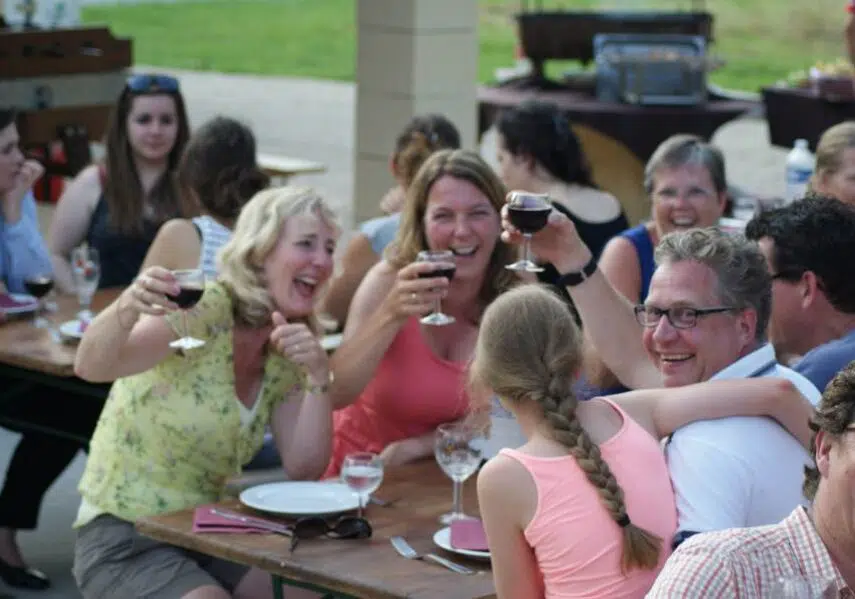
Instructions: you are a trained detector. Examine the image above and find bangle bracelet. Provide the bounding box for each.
[306,370,334,395]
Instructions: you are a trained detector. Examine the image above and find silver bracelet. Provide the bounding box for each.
[306,370,334,395]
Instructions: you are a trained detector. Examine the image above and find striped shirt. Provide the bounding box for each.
[646,507,854,598]
[192,215,231,279]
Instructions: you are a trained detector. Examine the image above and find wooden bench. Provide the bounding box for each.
[257,153,327,184]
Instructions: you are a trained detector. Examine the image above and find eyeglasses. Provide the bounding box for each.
[634,305,733,329]
[288,516,372,553]
[126,74,180,94]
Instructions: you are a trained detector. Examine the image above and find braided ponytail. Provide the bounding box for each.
[470,284,663,574]
[538,373,662,573]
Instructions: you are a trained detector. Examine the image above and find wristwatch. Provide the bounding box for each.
[555,256,598,288]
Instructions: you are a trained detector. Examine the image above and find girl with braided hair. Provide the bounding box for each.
[472,284,817,598]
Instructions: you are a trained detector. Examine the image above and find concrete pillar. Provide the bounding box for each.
[354,0,478,225]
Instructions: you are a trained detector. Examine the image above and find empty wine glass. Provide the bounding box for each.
[416,250,456,326]
[71,246,100,322]
[505,191,552,273]
[23,273,54,329]
[167,269,206,351]
[340,452,384,518]
[769,576,834,598]
[435,422,485,524]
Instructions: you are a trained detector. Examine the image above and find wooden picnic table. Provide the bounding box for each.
[137,460,497,599]
[0,288,121,378]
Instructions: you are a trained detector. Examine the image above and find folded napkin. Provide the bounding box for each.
[192,505,287,534]
[0,294,33,310]
[450,518,489,551]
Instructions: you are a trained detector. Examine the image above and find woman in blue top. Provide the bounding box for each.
[0,108,103,590]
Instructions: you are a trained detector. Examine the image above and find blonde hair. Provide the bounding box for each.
[386,149,518,314]
[811,121,855,190]
[469,285,663,573]
[217,186,339,329]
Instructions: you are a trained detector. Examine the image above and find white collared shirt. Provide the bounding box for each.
[668,343,821,534]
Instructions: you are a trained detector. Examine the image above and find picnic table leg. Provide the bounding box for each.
[272,574,285,599]
[270,574,354,598]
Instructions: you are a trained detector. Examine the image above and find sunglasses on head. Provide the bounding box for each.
[126,74,180,94]
[288,515,372,553]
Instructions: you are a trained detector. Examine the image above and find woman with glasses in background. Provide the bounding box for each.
[48,73,193,294]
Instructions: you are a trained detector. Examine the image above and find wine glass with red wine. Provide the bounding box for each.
[505,191,552,273]
[416,250,456,326]
[24,274,54,329]
[167,269,206,351]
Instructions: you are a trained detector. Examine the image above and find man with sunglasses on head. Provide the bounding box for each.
[501,206,820,549]
[745,194,855,393]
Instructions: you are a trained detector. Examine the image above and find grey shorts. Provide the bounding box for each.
[73,514,250,599]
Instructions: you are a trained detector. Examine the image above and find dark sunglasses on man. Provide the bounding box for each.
[126,74,180,94]
[288,515,372,553]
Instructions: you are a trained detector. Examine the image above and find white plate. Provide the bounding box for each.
[239,481,360,516]
[0,293,38,315]
[432,526,491,561]
[321,333,343,352]
[59,319,87,340]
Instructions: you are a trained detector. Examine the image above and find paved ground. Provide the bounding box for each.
[9,68,792,598]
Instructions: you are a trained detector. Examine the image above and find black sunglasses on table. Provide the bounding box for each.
[288,515,372,553]
[126,74,180,94]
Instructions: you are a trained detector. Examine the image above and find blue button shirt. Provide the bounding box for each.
[0,192,53,294]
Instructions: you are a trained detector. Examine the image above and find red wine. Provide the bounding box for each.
[24,276,53,299]
[169,286,204,309]
[418,266,456,282]
[508,206,551,234]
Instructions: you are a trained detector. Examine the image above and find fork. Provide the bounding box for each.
[390,536,475,575]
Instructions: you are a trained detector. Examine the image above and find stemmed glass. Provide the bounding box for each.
[71,246,100,322]
[340,452,384,519]
[505,191,552,273]
[769,576,833,598]
[167,269,206,351]
[435,422,485,524]
[416,250,456,326]
[23,273,54,330]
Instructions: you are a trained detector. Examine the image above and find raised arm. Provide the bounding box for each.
[139,218,203,274]
[74,266,180,382]
[47,165,101,293]
[612,377,815,448]
[328,259,449,408]
[501,204,661,390]
[1,191,53,294]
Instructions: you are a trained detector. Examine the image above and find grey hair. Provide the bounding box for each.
[654,227,771,342]
[644,134,727,195]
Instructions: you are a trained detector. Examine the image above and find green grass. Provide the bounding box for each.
[82,0,846,92]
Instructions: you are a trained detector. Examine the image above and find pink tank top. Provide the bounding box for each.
[500,400,677,599]
[324,317,470,477]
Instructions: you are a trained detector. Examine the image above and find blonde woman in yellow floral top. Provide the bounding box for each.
[71,186,338,599]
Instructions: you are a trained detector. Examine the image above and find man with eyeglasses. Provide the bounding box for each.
[501,204,820,548]
[744,194,855,394]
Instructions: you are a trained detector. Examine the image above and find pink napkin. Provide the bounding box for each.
[450,518,489,551]
[0,294,33,310]
[192,505,288,535]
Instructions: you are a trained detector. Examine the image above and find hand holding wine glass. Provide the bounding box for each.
[504,191,552,272]
[501,192,592,273]
[341,452,384,519]
[415,250,456,326]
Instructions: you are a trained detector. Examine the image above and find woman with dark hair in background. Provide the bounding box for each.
[48,73,193,293]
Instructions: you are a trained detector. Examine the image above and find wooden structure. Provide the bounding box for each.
[762,86,855,151]
[138,460,496,599]
[0,27,132,177]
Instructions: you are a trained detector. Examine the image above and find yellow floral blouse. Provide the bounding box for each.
[75,282,304,527]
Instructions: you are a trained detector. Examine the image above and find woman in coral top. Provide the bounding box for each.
[325,149,518,475]
[472,285,815,599]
